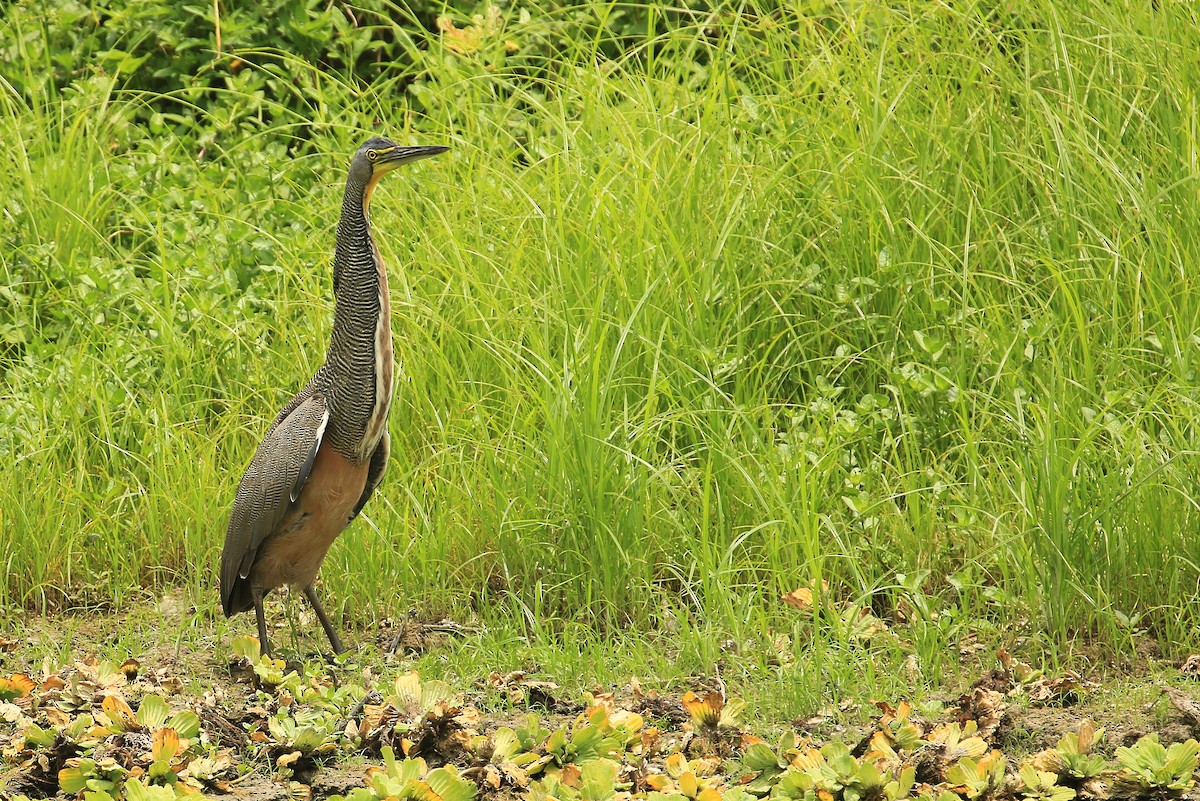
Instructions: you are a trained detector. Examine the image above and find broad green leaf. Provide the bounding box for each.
[1163,740,1200,779]
[59,766,89,794]
[124,778,180,801]
[230,636,261,662]
[137,695,170,727]
[492,727,520,760]
[744,742,783,772]
[166,710,201,740]
[426,765,478,801]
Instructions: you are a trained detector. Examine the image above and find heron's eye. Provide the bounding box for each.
[366,150,379,162]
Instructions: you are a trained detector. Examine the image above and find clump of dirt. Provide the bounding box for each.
[996,706,1091,755]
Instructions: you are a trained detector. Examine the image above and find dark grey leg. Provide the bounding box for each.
[253,589,272,659]
[304,584,345,654]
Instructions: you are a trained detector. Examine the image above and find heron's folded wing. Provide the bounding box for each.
[220,393,328,615]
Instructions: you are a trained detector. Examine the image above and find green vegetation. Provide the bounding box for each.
[5,0,1200,722]
[0,653,1192,801]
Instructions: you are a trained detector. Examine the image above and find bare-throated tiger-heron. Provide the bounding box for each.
[220,137,448,657]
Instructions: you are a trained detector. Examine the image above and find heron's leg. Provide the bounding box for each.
[304,584,346,654]
[253,588,273,659]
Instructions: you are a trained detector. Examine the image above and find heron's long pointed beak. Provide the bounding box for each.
[365,145,449,211]
[379,145,450,166]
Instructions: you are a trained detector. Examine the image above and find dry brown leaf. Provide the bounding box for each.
[1026,671,1095,706]
[952,687,1005,738]
[997,648,1036,683]
[502,762,531,788]
[45,707,70,726]
[560,763,583,788]
[154,672,185,695]
[783,581,830,611]
[782,588,815,610]
[40,675,66,692]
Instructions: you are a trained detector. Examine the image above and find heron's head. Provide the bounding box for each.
[349,136,449,209]
[353,136,449,177]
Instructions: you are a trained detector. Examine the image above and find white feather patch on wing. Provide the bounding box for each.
[290,408,330,503]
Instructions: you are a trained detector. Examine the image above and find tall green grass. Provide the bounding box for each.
[4,0,1200,669]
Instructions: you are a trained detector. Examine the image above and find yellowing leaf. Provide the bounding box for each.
[611,709,643,733]
[681,691,724,728]
[231,636,261,662]
[59,766,88,794]
[102,693,138,730]
[720,697,746,727]
[393,672,422,709]
[679,771,700,797]
[0,673,35,701]
[1075,720,1102,751]
[152,727,180,763]
[646,775,671,791]
[792,748,828,772]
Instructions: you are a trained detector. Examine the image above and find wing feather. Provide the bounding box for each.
[220,392,329,616]
[292,412,329,503]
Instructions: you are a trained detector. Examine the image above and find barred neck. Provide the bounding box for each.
[323,173,393,457]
